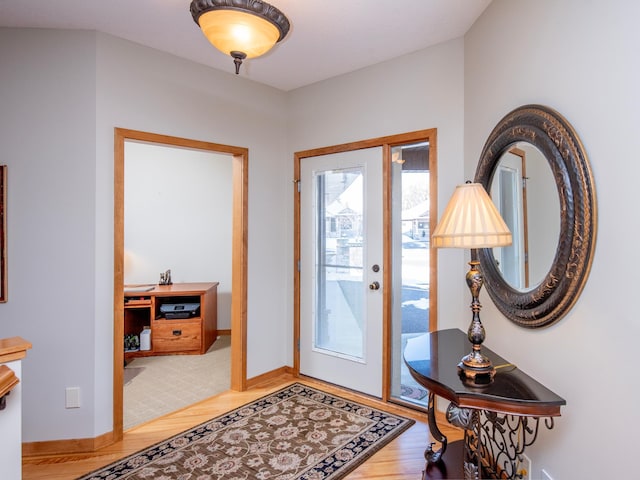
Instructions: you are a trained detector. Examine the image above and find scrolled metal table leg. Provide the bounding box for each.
[445,403,479,479]
[446,403,474,429]
[424,391,448,464]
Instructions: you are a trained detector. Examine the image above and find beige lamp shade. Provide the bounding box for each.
[432,183,512,248]
[198,9,281,58]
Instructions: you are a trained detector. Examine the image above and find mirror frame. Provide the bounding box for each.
[474,104,597,328]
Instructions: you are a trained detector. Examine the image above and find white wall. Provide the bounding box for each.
[0,28,468,444]
[124,142,233,329]
[96,32,291,434]
[523,143,559,286]
[288,37,469,331]
[0,28,99,442]
[0,360,23,479]
[465,1,640,478]
[0,28,291,442]
[3,5,637,474]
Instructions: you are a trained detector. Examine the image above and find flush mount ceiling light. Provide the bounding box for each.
[190,0,290,75]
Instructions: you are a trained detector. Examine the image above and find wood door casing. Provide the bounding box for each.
[293,129,438,402]
[113,128,248,441]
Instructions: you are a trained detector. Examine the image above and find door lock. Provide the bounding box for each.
[369,281,380,291]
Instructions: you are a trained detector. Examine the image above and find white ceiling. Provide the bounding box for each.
[0,0,492,91]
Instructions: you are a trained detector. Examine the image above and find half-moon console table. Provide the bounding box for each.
[404,329,565,479]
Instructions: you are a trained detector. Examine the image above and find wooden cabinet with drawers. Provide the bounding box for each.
[124,282,218,359]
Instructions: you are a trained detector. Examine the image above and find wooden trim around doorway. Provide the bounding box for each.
[293,129,438,403]
[113,128,248,442]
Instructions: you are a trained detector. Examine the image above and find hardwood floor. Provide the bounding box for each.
[22,374,463,479]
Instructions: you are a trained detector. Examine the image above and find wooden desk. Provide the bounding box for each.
[124,282,218,359]
[404,329,565,479]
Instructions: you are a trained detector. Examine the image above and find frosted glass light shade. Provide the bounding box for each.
[198,10,281,59]
[432,183,512,248]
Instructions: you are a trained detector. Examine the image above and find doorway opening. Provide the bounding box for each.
[113,129,248,440]
[293,129,437,403]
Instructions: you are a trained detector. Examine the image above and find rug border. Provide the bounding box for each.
[78,382,416,480]
[318,393,415,480]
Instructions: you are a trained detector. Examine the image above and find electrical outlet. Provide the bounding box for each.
[65,387,81,409]
[541,469,553,480]
[517,453,532,479]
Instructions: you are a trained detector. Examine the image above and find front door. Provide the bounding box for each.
[299,147,383,397]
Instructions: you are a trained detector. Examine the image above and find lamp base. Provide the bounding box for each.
[458,260,496,386]
[458,352,495,385]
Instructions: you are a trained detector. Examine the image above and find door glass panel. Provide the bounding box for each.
[314,167,365,360]
[390,142,430,406]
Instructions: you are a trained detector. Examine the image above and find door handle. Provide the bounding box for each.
[369,281,380,291]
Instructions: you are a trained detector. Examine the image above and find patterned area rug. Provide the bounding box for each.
[78,383,414,480]
[400,384,429,401]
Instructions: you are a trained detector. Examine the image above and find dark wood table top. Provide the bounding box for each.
[404,329,565,417]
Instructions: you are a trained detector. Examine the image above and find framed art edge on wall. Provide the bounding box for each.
[0,165,6,302]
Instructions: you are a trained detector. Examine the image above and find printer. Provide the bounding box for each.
[159,303,200,319]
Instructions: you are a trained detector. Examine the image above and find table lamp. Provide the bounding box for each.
[432,182,512,383]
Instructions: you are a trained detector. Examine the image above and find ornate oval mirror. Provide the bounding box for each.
[474,105,597,328]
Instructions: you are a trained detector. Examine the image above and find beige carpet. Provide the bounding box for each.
[123,335,231,430]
